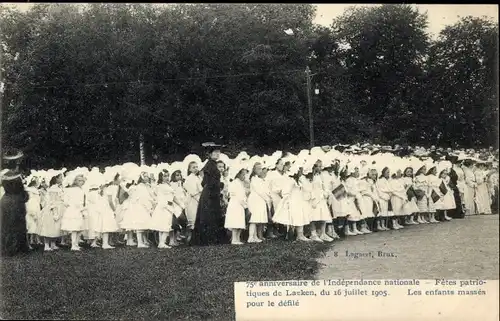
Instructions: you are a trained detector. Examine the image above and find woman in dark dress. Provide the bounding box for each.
[1,169,30,257]
[191,144,228,246]
[447,156,465,219]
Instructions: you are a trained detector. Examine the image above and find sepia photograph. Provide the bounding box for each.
[0,3,498,320]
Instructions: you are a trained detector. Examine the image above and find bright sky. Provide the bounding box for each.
[315,4,498,38]
[2,3,499,39]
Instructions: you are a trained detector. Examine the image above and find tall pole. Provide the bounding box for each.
[136,79,146,166]
[305,66,314,149]
[139,133,145,166]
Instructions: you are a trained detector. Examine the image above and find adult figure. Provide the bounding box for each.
[1,150,29,256]
[191,143,227,246]
[447,156,465,219]
[462,159,477,215]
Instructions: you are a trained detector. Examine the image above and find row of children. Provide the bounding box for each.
[15,145,497,250]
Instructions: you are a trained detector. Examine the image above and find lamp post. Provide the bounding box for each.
[305,67,320,149]
[305,66,314,149]
[284,29,318,149]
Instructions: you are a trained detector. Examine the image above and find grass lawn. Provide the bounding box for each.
[0,240,331,320]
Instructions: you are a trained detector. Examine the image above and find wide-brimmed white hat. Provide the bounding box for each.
[235,151,250,162]
[301,156,316,175]
[182,154,202,175]
[229,161,248,179]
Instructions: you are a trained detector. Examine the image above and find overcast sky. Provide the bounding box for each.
[2,3,498,39]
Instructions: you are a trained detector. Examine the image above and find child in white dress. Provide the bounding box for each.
[309,161,334,242]
[225,167,249,245]
[273,166,311,242]
[150,172,175,249]
[120,172,154,248]
[170,170,187,246]
[320,166,341,240]
[115,180,134,245]
[25,177,41,249]
[357,172,377,234]
[344,170,363,235]
[389,171,406,229]
[61,174,87,251]
[104,173,123,246]
[414,166,430,224]
[426,167,441,223]
[266,159,289,239]
[437,170,455,221]
[38,174,65,251]
[183,162,203,243]
[329,166,346,237]
[247,163,272,243]
[375,167,393,231]
[402,167,420,225]
[84,184,101,248]
[93,181,120,249]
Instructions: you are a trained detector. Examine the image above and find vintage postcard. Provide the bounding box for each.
[0,3,498,321]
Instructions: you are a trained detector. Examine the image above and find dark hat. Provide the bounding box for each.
[3,149,24,161]
[201,142,225,153]
[201,142,224,148]
[333,146,346,153]
[0,169,22,181]
[445,155,459,163]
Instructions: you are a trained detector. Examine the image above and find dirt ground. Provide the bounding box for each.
[316,215,499,280]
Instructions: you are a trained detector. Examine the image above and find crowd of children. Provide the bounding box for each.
[3,144,498,251]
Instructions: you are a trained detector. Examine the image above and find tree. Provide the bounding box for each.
[424,16,498,147]
[331,4,430,143]
[1,4,321,168]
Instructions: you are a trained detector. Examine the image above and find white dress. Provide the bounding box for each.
[94,186,119,233]
[273,177,310,227]
[402,176,420,214]
[267,170,286,214]
[183,174,202,228]
[414,174,429,213]
[344,177,362,221]
[310,174,332,222]
[84,189,102,239]
[150,184,175,232]
[300,176,315,220]
[60,187,86,232]
[37,185,64,237]
[376,177,393,217]
[25,187,41,234]
[454,166,466,199]
[120,184,154,231]
[224,179,248,229]
[114,184,129,225]
[438,176,456,211]
[487,171,498,204]
[330,174,346,218]
[171,181,187,218]
[221,177,230,207]
[389,178,406,216]
[357,179,375,218]
[463,167,477,215]
[320,171,334,212]
[248,176,271,224]
[474,170,492,214]
[426,175,441,213]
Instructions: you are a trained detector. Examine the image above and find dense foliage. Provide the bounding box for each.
[1,4,498,169]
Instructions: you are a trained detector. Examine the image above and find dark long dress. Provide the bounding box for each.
[191,159,228,246]
[448,168,465,219]
[1,175,29,256]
